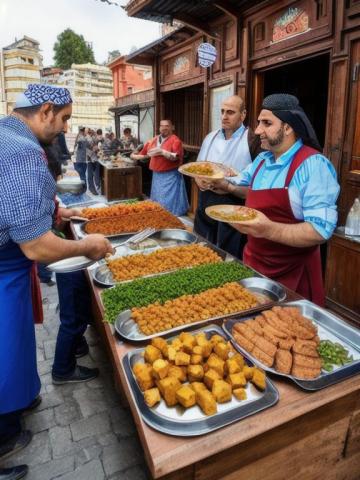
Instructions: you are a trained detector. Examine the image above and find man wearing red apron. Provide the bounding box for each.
[207,94,340,306]
[0,84,113,479]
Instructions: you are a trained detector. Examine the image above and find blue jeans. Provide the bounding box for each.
[52,271,93,377]
[87,162,100,193]
[37,262,52,283]
[74,163,87,190]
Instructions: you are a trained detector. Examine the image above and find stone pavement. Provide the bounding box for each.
[3,282,149,480]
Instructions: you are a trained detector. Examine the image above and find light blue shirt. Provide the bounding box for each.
[228,140,340,240]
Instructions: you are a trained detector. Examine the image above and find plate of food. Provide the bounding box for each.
[205,205,259,224]
[179,162,238,180]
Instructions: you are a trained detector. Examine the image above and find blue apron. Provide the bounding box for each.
[0,241,40,414]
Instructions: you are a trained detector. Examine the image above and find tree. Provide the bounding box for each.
[53,29,95,69]
[108,50,121,62]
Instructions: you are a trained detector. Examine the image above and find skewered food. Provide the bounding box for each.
[232,306,322,379]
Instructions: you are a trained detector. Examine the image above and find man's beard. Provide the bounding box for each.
[267,126,285,147]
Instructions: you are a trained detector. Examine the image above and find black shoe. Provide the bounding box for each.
[40,279,55,287]
[0,465,28,480]
[23,395,42,412]
[75,343,89,359]
[0,431,32,460]
[52,366,99,385]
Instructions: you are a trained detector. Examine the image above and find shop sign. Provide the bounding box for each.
[197,43,217,68]
[173,55,190,75]
[272,7,309,43]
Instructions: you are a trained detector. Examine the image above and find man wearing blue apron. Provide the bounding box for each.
[0,84,113,479]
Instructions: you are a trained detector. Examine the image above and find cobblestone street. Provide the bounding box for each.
[3,283,149,480]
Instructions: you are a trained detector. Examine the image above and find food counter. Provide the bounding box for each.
[97,159,142,202]
[68,209,360,480]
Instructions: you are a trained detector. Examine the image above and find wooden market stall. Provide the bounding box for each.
[125,0,360,324]
[98,160,142,201]
[83,258,360,480]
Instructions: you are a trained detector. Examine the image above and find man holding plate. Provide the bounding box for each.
[194,95,261,258]
[208,94,340,305]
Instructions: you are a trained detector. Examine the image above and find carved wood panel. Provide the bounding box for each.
[247,0,333,60]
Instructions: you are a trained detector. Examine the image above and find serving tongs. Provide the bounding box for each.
[46,228,156,273]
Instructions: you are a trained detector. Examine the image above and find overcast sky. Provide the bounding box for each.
[0,0,161,66]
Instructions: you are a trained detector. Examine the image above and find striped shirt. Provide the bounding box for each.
[0,116,56,246]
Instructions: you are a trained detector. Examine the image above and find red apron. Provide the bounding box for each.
[243,145,325,306]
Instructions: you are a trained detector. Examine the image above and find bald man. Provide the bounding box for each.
[194,95,261,258]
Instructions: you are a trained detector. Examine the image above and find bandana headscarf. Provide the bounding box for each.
[14,84,72,108]
[262,93,321,151]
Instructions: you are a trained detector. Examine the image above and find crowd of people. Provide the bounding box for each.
[0,82,340,479]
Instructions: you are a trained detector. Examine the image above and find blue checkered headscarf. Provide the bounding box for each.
[14,84,72,108]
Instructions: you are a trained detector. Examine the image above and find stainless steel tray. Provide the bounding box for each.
[114,277,286,341]
[223,299,360,391]
[46,255,96,273]
[92,229,199,287]
[122,324,279,436]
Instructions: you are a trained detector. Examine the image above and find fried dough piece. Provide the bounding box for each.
[252,346,274,367]
[311,335,320,345]
[263,312,293,336]
[255,315,266,328]
[233,323,257,342]
[262,325,279,346]
[254,335,277,358]
[278,337,295,350]
[232,332,254,353]
[292,365,321,379]
[274,349,292,374]
[291,322,315,340]
[292,339,319,357]
[245,319,263,336]
[263,323,287,340]
[293,353,322,369]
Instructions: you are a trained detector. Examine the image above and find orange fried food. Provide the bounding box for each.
[233,323,257,342]
[252,346,274,368]
[84,210,185,236]
[253,335,277,359]
[82,200,163,220]
[292,339,319,357]
[292,353,322,370]
[244,319,263,336]
[232,332,255,353]
[291,365,321,379]
[278,337,295,350]
[274,349,292,374]
[107,244,221,282]
[132,282,258,335]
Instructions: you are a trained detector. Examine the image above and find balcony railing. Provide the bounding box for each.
[114,88,154,108]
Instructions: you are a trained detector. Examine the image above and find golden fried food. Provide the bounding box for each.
[232,306,321,378]
[274,349,292,374]
[207,206,257,222]
[132,282,258,336]
[82,200,163,220]
[291,365,321,379]
[184,164,215,176]
[132,332,268,416]
[84,210,184,235]
[107,244,222,282]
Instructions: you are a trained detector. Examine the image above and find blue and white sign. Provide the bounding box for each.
[197,43,217,68]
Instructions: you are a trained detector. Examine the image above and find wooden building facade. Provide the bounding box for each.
[126,0,360,324]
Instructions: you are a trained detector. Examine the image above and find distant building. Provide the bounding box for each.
[107,54,153,140]
[0,36,42,115]
[40,62,114,133]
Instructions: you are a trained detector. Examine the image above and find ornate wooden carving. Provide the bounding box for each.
[272,7,309,43]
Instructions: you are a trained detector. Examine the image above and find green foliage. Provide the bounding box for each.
[102,261,254,324]
[53,29,95,69]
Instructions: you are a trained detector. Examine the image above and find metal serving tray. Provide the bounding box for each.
[114,277,286,342]
[223,299,360,391]
[92,231,204,287]
[122,324,279,436]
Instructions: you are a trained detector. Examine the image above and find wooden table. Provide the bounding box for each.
[86,276,360,480]
[98,160,142,201]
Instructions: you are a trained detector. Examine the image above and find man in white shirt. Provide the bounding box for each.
[194,95,261,258]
